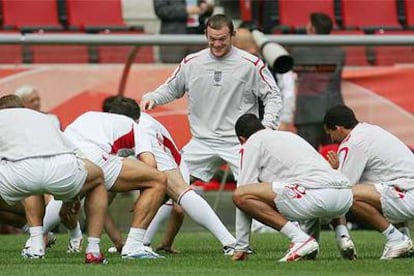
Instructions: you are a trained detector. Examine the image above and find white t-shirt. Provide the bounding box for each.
[337,123,414,190]
[0,108,75,161]
[143,47,282,142]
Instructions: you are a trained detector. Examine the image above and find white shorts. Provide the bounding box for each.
[272,183,353,222]
[0,154,86,205]
[76,142,122,190]
[182,137,240,182]
[375,184,414,223]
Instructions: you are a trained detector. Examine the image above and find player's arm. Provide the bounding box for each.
[337,142,368,185]
[141,63,186,111]
[255,60,283,130]
[234,144,261,258]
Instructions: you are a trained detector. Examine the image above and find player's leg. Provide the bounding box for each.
[155,202,184,254]
[75,158,108,263]
[105,192,124,253]
[233,182,318,262]
[351,184,412,259]
[143,200,174,247]
[110,157,167,259]
[22,195,46,258]
[166,168,236,249]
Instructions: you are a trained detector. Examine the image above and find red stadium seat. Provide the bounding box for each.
[66,0,127,31]
[1,0,62,32]
[278,0,336,33]
[0,31,23,64]
[28,32,89,64]
[331,30,371,66]
[404,0,414,29]
[341,0,402,31]
[96,30,154,63]
[373,30,414,66]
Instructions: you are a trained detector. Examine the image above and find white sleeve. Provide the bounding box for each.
[337,141,368,185]
[134,124,154,157]
[142,62,186,105]
[276,71,296,124]
[256,60,283,130]
[235,143,262,251]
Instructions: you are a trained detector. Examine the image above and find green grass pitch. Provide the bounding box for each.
[0,231,412,275]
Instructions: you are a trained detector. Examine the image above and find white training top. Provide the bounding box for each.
[0,108,76,161]
[337,123,414,190]
[142,46,282,143]
[136,112,182,171]
[238,129,350,189]
[235,129,350,251]
[64,111,140,156]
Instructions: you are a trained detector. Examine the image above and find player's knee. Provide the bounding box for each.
[232,187,248,207]
[153,172,168,193]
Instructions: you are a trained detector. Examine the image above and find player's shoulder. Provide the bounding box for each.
[234,47,263,67]
[182,49,207,64]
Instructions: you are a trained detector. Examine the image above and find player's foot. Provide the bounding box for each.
[85,252,108,264]
[21,246,44,260]
[67,236,83,253]
[46,232,57,248]
[223,245,234,256]
[121,246,164,259]
[336,235,357,260]
[381,235,413,260]
[278,237,319,262]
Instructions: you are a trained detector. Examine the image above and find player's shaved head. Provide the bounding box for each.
[0,94,24,109]
[233,28,259,56]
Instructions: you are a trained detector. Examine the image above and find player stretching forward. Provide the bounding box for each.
[0,95,108,263]
[324,104,414,259]
[232,114,352,262]
[106,96,236,253]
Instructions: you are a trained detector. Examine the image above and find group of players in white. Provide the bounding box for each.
[1,13,414,265]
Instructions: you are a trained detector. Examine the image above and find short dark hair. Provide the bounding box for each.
[324,104,359,130]
[235,113,265,139]
[108,96,141,121]
[205,14,234,35]
[0,94,24,109]
[102,95,121,112]
[310,13,333,34]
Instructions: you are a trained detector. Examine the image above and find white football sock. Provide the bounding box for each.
[382,224,404,243]
[86,237,100,254]
[68,222,83,240]
[335,224,350,239]
[143,203,173,245]
[122,228,146,254]
[179,189,235,246]
[280,221,310,243]
[43,198,63,233]
[29,226,45,255]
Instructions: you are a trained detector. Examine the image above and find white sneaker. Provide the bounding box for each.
[336,235,357,260]
[122,246,164,259]
[381,235,413,260]
[21,246,45,259]
[278,237,319,262]
[67,237,83,253]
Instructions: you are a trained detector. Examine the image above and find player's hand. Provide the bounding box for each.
[231,251,248,261]
[326,150,339,169]
[140,99,155,111]
[155,244,180,254]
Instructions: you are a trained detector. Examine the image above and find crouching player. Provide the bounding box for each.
[232,114,352,262]
[0,95,108,263]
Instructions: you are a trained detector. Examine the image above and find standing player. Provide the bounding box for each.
[64,111,167,259]
[324,104,414,259]
[140,14,282,186]
[0,95,108,263]
[107,97,236,253]
[232,114,352,262]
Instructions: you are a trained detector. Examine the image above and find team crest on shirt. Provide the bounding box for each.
[214,71,222,86]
